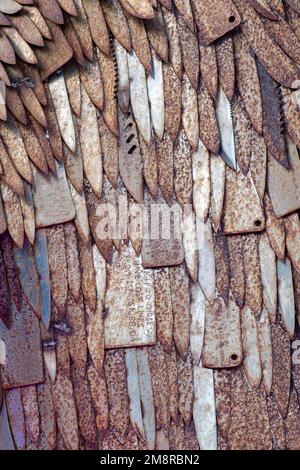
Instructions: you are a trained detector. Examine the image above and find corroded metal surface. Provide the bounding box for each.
[0,0,299,452]
[194,0,240,46]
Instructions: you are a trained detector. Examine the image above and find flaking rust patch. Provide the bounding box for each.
[177,351,193,426]
[104,245,156,349]
[52,372,79,450]
[285,386,300,450]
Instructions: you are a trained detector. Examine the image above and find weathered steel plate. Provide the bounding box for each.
[0,297,44,389]
[32,161,75,228]
[193,0,241,46]
[202,295,243,369]
[104,245,156,349]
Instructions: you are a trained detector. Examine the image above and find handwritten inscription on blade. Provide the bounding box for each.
[104,245,156,349]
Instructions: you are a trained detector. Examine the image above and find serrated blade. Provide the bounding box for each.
[216,86,236,170]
